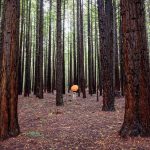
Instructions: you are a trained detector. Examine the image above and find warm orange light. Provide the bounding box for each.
[71,85,78,92]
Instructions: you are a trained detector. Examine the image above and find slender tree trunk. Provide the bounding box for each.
[35,0,43,98]
[0,0,1,17]
[24,0,31,97]
[73,0,77,84]
[52,31,56,93]
[69,40,72,91]
[38,0,44,98]
[18,0,25,95]
[119,11,124,96]
[113,0,120,96]
[62,0,66,94]
[88,0,92,95]
[56,0,63,106]
[79,0,86,98]
[34,0,39,95]
[47,0,52,93]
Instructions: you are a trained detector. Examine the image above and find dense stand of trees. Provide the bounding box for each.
[0,0,150,140]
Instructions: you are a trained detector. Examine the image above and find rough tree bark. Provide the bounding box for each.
[0,0,20,140]
[35,0,43,99]
[97,0,115,111]
[119,0,150,137]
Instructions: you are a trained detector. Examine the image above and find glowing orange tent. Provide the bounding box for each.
[71,85,79,92]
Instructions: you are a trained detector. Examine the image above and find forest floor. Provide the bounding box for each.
[0,93,150,150]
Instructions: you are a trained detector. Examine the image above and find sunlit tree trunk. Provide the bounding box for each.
[18,0,25,95]
[113,0,120,96]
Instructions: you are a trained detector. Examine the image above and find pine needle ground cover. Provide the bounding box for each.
[0,93,150,149]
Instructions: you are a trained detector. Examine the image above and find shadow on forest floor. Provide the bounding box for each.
[0,93,150,150]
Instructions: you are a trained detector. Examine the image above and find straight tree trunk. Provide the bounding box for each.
[97,0,115,111]
[119,0,150,137]
[62,0,66,94]
[34,0,43,98]
[52,31,56,93]
[34,0,40,95]
[0,0,20,140]
[38,0,44,99]
[47,0,52,93]
[79,0,86,98]
[73,0,77,84]
[113,0,120,96]
[24,0,31,97]
[88,0,93,95]
[56,0,63,106]
[119,10,124,96]
[18,0,25,95]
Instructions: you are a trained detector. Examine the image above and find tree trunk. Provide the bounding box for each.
[56,0,63,106]
[119,0,150,137]
[119,14,124,96]
[52,31,56,93]
[113,0,120,96]
[0,0,20,140]
[47,0,52,93]
[73,0,77,84]
[38,0,44,99]
[97,0,115,111]
[18,0,25,95]
[24,0,31,97]
[62,0,66,94]
[79,0,86,98]
[34,0,39,95]
[35,0,43,98]
[88,0,92,95]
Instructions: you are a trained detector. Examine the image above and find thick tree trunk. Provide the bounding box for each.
[119,0,150,137]
[97,0,115,111]
[0,0,20,140]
